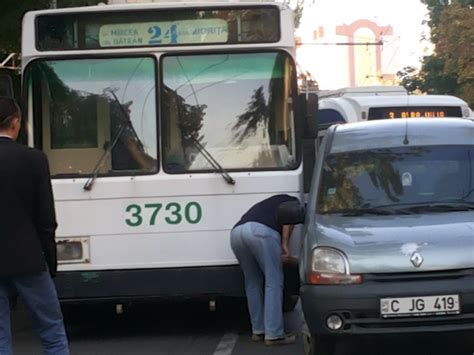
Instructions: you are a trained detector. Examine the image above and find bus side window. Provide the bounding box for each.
[318,109,346,130]
[315,108,346,149]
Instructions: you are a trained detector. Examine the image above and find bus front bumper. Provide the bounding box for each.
[55,264,299,302]
[54,266,245,302]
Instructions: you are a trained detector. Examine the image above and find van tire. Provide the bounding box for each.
[305,334,336,355]
[283,294,299,312]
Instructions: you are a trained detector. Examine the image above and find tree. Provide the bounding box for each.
[398,57,458,96]
[293,0,305,29]
[397,0,473,107]
[0,0,50,55]
[232,86,269,143]
[0,0,102,56]
[435,2,474,105]
[0,0,103,98]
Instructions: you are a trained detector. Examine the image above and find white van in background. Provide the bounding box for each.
[316,86,473,130]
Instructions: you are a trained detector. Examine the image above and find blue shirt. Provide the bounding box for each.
[234,194,299,234]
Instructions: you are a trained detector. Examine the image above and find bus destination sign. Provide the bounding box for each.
[368,106,463,120]
[99,19,228,47]
[392,110,446,119]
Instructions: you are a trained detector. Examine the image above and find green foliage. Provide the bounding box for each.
[398,1,473,107]
[397,66,423,94]
[421,0,473,42]
[0,0,50,54]
[0,0,102,55]
[0,0,102,99]
[398,57,458,95]
[293,0,305,29]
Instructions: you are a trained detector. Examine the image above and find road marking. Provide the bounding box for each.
[213,333,239,355]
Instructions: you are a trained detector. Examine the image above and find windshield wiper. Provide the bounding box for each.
[399,201,474,213]
[183,133,235,185]
[370,201,474,213]
[331,207,413,216]
[83,89,139,191]
[172,59,234,185]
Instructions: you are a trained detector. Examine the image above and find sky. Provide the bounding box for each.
[294,0,432,89]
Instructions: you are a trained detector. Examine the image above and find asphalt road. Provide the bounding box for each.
[10,299,474,355]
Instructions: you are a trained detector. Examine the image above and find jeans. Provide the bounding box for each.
[231,222,284,339]
[0,271,69,355]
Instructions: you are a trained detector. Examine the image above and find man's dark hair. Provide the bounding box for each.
[0,97,21,130]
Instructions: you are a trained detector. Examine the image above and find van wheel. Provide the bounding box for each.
[302,326,312,355]
[283,294,299,312]
[304,333,336,355]
[313,336,336,355]
[465,331,474,351]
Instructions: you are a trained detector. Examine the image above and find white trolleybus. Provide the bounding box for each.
[316,85,473,130]
[20,0,317,304]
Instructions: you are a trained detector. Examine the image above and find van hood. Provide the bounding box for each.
[312,212,474,274]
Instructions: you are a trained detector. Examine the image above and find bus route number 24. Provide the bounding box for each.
[125,201,202,227]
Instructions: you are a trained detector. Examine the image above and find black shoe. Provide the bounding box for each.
[264,334,296,346]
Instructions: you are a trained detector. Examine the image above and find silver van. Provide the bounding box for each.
[279,118,474,354]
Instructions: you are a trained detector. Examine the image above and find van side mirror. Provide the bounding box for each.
[298,92,319,139]
[277,201,306,225]
[0,75,14,97]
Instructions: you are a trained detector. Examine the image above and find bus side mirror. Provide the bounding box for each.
[298,92,319,139]
[0,75,14,97]
[277,201,306,225]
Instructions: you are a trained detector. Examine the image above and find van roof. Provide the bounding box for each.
[330,118,474,154]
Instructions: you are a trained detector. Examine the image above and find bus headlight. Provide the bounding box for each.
[56,237,90,264]
[309,247,362,285]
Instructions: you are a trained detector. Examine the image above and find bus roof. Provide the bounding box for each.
[24,1,288,15]
[22,1,293,60]
[344,94,470,108]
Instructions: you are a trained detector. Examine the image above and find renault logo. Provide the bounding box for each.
[410,252,424,268]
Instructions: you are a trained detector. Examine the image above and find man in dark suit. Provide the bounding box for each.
[0,97,69,355]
